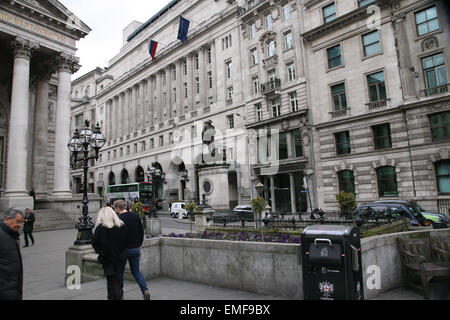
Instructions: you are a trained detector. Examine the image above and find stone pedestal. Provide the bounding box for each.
[197,165,230,210]
[194,202,215,234]
[65,245,96,285]
[145,217,161,236]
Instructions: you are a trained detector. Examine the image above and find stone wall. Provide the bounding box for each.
[79,229,450,299]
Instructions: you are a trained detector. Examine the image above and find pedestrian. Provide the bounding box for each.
[23,208,35,248]
[91,206,128,300]
[0,208,25,300]
[113,199,151,300]
[29,188,36,207]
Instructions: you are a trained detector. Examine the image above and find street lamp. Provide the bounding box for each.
[146,164,166,217]
[255,183,265,198]
[68,120,106,245]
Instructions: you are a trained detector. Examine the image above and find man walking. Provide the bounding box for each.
[113,200,150,300]
[23,208,35,247]
[0,208,25,300]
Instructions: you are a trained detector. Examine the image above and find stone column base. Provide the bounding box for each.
[0,196,34,211]
[145,218,161,236]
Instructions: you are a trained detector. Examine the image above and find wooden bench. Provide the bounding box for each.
[397,238,450,299]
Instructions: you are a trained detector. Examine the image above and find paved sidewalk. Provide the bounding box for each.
[20,227,426,300]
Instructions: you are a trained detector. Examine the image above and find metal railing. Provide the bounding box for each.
[422,84,449,97]
[237,0,267,17]
[261,78,281,94]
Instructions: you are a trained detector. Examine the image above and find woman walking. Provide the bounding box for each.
[92,206,128,300]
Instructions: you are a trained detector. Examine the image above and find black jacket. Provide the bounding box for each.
[119,211,144,249]
[92,224,128,276]
[23,211,35,233]
[0,222,23,300]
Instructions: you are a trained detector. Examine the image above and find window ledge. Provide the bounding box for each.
[326,64,345,73]
[414,29,443,43]
[361,51,383,62]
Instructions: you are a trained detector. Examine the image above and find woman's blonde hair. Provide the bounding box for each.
[95,206,124,229]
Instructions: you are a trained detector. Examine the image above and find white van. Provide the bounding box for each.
[170,202,188,219]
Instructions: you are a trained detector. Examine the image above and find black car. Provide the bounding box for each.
[353,203,422,227]
[373,200,449,229]
[232,205,254,221]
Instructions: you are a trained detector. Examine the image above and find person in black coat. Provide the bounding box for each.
[0,208,25,300]
[92,206,128,300]
[23,208,35,247]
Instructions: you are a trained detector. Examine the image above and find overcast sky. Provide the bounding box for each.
[59,0,167,79]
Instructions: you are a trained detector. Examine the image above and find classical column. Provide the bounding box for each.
[186,54,193,112]
[2,37,39,208]
[53,52,80,198]
[210,41,217,107]
[139,81,146,128]
[289,173,297,214]
[32,63,55,198]
[287,131,293,158]
[156,72,162,123]
[166,66,173,119]
[125,89,131,135]
[198,47,207,107]
[119,93,124,138]
[270,176,276,214]
[176,60,182,116]
[148,78,154,127]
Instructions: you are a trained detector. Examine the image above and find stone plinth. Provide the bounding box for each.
[145,217,161,236]
[194,202,215,234]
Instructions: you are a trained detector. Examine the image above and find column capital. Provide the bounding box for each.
[56,52,80,74]
[11,36,39,60]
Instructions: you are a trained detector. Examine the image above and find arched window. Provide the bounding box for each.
[135,166,145,183]
[121,169,130,184]
[377,166,398,197]
[338,170,355,194]
[108,172,115,186]
[436,160,450,194]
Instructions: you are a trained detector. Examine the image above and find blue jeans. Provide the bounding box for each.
[119,248,148,294]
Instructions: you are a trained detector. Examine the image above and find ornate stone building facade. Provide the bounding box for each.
[0,0,89,211]
[302,0,450,213]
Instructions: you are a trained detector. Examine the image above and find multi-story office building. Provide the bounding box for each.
[302,0,450,213]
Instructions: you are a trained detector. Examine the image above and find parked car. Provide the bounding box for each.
[170,202,188,219]
[373,200,449,229]
[231,205,275,221]
[353,203,423,227]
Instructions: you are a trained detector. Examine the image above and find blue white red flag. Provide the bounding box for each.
[149,40,158,60]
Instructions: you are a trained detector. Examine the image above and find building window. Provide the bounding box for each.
[422,53,448,90]
[75,114,83,129]
[429,111,450,141]
[252,77,260,95]
[227,87,234,100]
[436,160,450,194]
[173,69,177,80]
[335,131,351,155]
[142,141,146,152]
[338,170,355,194]
[250,48,258,66]
[283,4,291,21]
[120,148,123,157]
[208,48,212,63]
[150,138,154,149]
[184,83,188,98]
[256,103,263,122]
[377,166,398,197]
[184,60,187,75]
[359,0,375,7]
[284,31,293,51]
[363,31,381,57]
[195,54,199,70]
[126,146,130,156]
[208,96,214,106]
[327,45,342,69]
[208,72,213,89]
[191,125,197,139]
[159,136,164,147]
[279,132,288,160]
[267,41,275,58]
[287,63,296,81]
[227,115,235,129]
[196,77,200,94]
[290,91,299,112]
[226,61,232,78]
[331,83,347,111]
[271,99,281,118]
[250,23,257,39]
[169,132,174,144]
[266,14,272,30]
[367,71,387,102]
[292,129,303,158]
[134,143,138,153]
[415,6,439,36]
[323,3,336,23]
[372,123,392,150]
[173,88,177,103]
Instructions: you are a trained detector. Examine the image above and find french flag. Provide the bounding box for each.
[149,40,158,60]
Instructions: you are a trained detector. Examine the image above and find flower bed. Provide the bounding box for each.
[146,231,301,244]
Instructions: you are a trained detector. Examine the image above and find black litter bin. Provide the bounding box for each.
[301,225,364,300]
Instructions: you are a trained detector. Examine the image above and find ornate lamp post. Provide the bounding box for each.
[68,120,106,245]
[146,164,166,218]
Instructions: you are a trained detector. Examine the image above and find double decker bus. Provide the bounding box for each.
[106,182,154,214]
